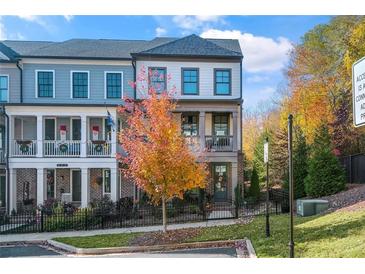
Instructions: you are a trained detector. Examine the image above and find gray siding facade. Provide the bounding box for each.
[0,64,21,103]
[21,63,134,104]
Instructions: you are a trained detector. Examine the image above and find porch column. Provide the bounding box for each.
[199,111,206,151]
[232,112,238,152]
[231,162,238,201]
[8,168,17,213]
[36,168,45,206]
[80,115,87,157]
[81,168,89,208]
[111,112,117,157]
[110,168,118,202]
[36,115,43,157]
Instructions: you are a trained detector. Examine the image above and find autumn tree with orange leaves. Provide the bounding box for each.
[118,68,207,232]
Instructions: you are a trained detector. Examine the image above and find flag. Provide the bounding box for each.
[106,110,116,131]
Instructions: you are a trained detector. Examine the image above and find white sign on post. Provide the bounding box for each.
[353,57,365,127]
[264,142,269,164]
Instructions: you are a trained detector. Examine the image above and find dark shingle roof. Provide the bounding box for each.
[133,34,242,58]
[0,35,242,60]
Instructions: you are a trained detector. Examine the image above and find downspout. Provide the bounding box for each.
[2,107,10,214]
[16,60,23,103]
[132,57,136,100]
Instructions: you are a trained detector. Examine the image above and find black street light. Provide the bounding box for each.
[264,137,270,237]
[288,114,295,258]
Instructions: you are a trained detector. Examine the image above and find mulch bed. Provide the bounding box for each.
[129,227,203,246]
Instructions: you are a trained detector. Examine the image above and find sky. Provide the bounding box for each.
[0,15,332,110]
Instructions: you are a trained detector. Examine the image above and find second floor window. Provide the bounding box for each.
[37,71,54,98]
[182,68,199,95]
[215,69,231,95]
[149,67,166,94]
[72,71,89,98]
[0,75,8,102]
[181,114,198,136]
[106,72,122,98]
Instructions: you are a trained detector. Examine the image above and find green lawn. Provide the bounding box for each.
[53,208,365,257]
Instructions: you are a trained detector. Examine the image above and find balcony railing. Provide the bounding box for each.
[44,140,81,157]
[205,136,233,152]
[12,140,37,157]
[184,136,200,152]
[87,140,111,157]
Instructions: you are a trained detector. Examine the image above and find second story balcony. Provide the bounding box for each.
[10,116,116,158]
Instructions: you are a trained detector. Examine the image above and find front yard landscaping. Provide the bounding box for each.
[53,203,365,257]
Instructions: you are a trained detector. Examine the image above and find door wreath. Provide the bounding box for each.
[20,143,30,153]
[95,144,103,153]
[59,143,68,153]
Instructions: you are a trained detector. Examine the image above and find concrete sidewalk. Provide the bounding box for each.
[0,219,237,243]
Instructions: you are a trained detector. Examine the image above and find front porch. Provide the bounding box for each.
[9,167,119,213]
[10,115,117,158]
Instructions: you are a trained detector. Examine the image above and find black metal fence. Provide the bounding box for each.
[339,154,365,184]
[0,190,289,235]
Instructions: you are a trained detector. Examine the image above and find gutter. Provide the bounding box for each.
[16,61,23,103]
[1,106,10,214]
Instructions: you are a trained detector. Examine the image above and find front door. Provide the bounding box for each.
[71,170,81,202]
[213,163,228,201]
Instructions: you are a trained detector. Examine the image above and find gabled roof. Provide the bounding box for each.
[132,34,242,59]
[0,34,242,61]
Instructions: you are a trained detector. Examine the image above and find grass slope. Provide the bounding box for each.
[53,207,365,257]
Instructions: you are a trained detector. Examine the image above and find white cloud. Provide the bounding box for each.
[172,16,224,32]
[63,15,74,22]
[155,27,167,37]
[17,15,46,26]
[0,20,6,40]
[0,17,25,40]
[200,29,293,73]
[246,75,270,83]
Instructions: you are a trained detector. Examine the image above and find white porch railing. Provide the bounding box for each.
[87,140,111,157]
[205,136,233,152]
[12,140,37,157]
[44,140,81,157]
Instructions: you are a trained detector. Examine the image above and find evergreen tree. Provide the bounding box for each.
[304,124,346,197]
[284,126,308,199]
[249,166,261,201]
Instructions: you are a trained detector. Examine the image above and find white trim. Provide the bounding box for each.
[35,70,55,99]
[70,169,81,202]
[22,58,131,66]
[70,70,90,99]
[104,71,124,99]
[0,74,9,103]
[102,168,111,195]
[45,168,57,199]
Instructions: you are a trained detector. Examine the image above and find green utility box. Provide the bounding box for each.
[296,199,329,216]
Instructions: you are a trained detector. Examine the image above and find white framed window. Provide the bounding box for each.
[0,74,9,102]
[35,70,55,98]
[104,71,123,99]
[70,71,90,99]
[103,169,111,195]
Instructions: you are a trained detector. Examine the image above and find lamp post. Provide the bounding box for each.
[264,137,270,237]
[288,114,295,258]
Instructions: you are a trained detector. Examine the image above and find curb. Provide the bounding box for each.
[245,238,257,258]
[48,238,252,257]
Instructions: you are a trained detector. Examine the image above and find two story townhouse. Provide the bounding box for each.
[0,34,243,214]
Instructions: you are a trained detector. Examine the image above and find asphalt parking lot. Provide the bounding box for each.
[0,245,237,258]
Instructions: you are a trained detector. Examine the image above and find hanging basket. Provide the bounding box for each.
[59,143,68,153]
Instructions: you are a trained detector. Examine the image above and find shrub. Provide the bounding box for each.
[90,196,115,214]
[304,124,346,197]
[248,166,260,202]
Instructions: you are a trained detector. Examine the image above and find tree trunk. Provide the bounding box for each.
[162,196,167,232]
